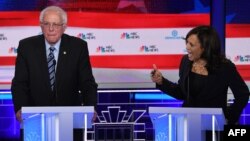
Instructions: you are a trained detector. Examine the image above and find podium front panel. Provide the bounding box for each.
[22,106,94,141]
[149,107,225,141]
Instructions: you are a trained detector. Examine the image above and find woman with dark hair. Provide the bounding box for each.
[151,25,250,125]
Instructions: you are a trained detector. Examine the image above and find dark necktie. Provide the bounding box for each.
[47,47,56,91]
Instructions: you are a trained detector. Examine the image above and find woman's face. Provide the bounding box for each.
[186,34,204,62]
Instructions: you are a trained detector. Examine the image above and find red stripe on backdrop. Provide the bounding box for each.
[0,82,10,84]
[0,12,40,26]
[90,55,183,69]
[1,12,250,36]
[0,55,183,68]
[1,56,249,80]
[2,12,250,36]
[67,13,210,28]
[0,12,209,28]
[236,65,250,81]
[226,24,250,37]
[0,56,16,65]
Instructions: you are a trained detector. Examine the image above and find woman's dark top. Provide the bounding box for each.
[188,71,208,106]
[156,55,250,124]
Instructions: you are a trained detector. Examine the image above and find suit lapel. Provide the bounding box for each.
[36,35,52,91]
[55,35,68,87]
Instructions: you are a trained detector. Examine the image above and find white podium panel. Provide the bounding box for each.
[21,106,94,141]
[149,107,225,141]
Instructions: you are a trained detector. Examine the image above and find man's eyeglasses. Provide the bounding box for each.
[41,22,64,29]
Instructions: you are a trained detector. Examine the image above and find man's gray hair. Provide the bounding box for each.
[39,6,67,25]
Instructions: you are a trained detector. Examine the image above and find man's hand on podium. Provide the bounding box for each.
[92,111,97,123]
[16,109,23,123]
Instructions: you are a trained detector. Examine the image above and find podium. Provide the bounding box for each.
[21,106,94,141]
[149,107,225,141]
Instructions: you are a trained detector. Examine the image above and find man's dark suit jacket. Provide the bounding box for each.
[11,34,97,113]
[157,55,250,124]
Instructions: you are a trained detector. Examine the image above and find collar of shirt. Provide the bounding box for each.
[45,39,61,63]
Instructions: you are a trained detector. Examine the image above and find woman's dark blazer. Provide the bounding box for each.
[11,34,98,113]
[157,55,250,124]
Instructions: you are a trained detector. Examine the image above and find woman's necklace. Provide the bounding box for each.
[192,62,208,75]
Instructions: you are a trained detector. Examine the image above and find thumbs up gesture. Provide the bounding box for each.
[151,64,163,85]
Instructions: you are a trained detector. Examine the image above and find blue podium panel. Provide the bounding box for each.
[22,106,94,141]
[149,107,225,141]
[22,113,44,141]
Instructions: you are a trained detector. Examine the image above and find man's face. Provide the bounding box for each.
[40,10,66,45]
